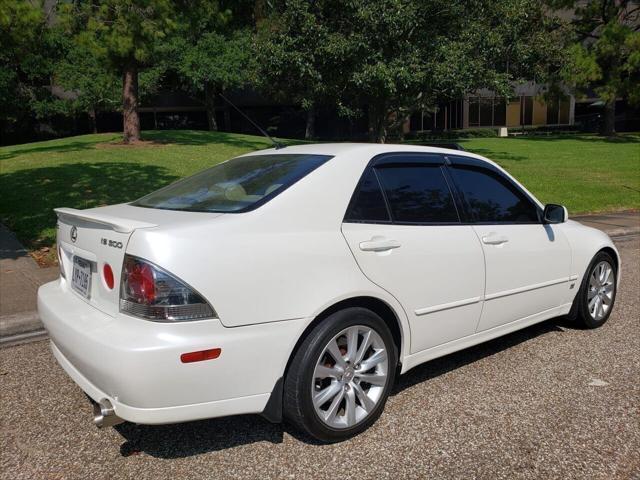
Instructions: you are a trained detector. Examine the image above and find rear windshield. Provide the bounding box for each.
[132,153,332,213]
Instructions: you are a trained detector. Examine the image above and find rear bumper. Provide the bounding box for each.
[38,280,307,424]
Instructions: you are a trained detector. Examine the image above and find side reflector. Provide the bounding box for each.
[103,263,115,290]
[180,348,221,363]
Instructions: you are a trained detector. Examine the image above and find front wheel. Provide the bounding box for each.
[572,251,617,329]
[283,307,397,442]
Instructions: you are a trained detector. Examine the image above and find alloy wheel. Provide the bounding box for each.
[587,260,615,321]
[311,325,389,429]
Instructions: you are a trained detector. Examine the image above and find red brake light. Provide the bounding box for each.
[120,255,216,322]
[180,348,221,363]
[103,264,114,290]
[125,260,155,303]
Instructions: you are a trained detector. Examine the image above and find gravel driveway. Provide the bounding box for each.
[1,236,638,480]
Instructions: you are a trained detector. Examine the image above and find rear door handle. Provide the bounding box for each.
[359,237,401,252]
[482,234,509,245]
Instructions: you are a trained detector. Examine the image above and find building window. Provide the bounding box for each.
[479,98,493,126]
[521,96,533,125]
[559,98,570,124]
[469,98,480,127]
[546,98,559,124]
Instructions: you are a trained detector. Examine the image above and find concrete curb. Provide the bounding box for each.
[0,311,47,348]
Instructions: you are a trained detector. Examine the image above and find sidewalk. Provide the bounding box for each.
[571,210,640,238]
[0,211,638,345]
[0,224,57,342]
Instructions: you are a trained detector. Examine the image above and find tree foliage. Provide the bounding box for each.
[0,0,67,140]
[551,0,640,135]
[256,0,567,142]
[178,29,253,130]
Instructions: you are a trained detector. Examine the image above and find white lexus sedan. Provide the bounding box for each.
[38,143,619,442]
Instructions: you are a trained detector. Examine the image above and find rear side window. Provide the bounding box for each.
[450,166,540,223]
[376,166,459,223]
[344,169,390,223]
[133,154,332,213]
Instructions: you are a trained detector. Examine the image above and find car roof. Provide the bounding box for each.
[242,142,500,169]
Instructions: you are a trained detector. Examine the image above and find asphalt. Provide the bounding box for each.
[0,235,638,480]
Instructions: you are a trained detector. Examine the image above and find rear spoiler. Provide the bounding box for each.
[54,208,157,234]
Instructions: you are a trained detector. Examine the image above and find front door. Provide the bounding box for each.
[447,156,572,332]
[341,153,485,353]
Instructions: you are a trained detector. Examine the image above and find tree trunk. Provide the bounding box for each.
[601,98,616,136]
[305,106,316,140]
[205,84,218,131]
[122,62,140,143]
[368,103,387,143]
[88,108,97,134]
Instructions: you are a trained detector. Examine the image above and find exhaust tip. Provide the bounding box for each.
[92,399,125,428]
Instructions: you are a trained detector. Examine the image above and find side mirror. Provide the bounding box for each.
[543,204,568,224]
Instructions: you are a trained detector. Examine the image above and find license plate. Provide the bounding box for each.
[71,256,91,299]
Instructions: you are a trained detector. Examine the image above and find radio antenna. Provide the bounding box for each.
[218,93,285,150]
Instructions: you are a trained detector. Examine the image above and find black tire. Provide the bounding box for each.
[283,307,397,443]
[570,251,618,329]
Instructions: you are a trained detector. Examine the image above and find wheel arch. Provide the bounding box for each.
[286,296,405,377]
[261,295,406,424]
[598,246,619,273]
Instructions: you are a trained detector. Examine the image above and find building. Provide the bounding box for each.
[410,83,574,132]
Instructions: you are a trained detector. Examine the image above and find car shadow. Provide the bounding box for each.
[114,316,577,458]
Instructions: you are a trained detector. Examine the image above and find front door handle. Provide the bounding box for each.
[359,237,401,252]
[482,234,509,245]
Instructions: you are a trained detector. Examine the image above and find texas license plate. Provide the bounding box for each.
[71,256,91,299]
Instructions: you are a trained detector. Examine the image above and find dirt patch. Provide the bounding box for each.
[95,139,173,149]
[30,245,58,268]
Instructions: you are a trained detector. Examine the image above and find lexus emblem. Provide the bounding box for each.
[70,226,78,243]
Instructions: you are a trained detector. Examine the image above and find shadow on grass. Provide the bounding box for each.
[0,130,281,161]
[0,140,107,161]
[113,316,573,458]
[0,162,178,248]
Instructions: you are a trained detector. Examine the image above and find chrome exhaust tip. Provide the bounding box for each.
[92,399,125,428]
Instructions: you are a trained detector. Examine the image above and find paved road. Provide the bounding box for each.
[1,237,638,480]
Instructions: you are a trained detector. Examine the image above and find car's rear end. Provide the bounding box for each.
[38,152,336,427]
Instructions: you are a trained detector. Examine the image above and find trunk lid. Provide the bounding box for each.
[56,207,158,317]
[56,204,225,317]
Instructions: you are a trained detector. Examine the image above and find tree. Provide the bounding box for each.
[0,0,65,142]
[62,0,189,143]
[254,0,335,139]
[179,30,253,131]
[255,0,566,143]
[552,0,640,135]
[54,42,120,133]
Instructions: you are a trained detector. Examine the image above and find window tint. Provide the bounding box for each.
[133,154,331,213]
[450,166,539,223]
[376,166,459,223]
[345,169,390,223]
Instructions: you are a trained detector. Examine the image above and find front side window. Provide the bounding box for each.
[450,165,540,223]
[376,166,459,223]
[133,154,332,213]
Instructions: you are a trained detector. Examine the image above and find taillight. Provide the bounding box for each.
[120,254,216,322]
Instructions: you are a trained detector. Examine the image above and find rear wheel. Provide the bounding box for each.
[572,251,617,329]
[283,307,397,442]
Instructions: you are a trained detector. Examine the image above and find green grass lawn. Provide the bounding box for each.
[1,130,638,259]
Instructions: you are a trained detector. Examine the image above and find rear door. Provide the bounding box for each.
[341,153,485,354]
[447,156,572,332]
